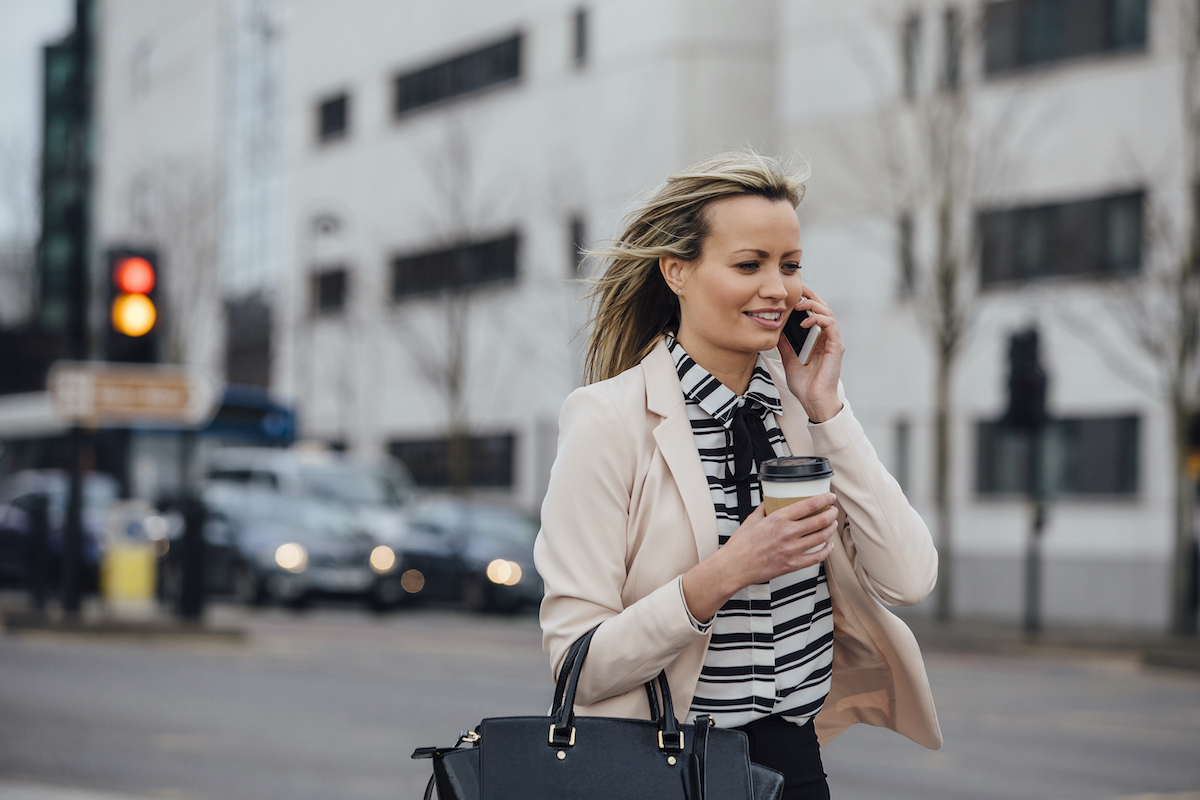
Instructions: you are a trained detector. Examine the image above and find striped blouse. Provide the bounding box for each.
[667,336,834,728]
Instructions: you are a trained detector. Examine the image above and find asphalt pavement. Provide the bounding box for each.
[1,594,1199,800]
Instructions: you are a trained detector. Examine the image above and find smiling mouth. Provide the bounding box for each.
[746,311,782,321]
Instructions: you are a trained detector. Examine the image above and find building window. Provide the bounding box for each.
[391,233,518,299]
[573,8,589,68]
[317,93,349,142]
[389,432,515,488]
[394,34,522,115]
[984,0,1148,75]
[903,12,921,100]
[569,215,587,275]
[976,415,1139,496]
[943,7,962,91]
[898,213,916,295]
[311,268,347,315]
[978,191,1143,286]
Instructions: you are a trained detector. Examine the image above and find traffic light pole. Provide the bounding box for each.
[1024,426,1046,636]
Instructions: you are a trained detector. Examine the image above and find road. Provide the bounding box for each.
[1,603,1198,800]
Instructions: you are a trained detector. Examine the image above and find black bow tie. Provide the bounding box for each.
[730,401,776,484]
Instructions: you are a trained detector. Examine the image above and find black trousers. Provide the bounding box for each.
[735,715,830,800]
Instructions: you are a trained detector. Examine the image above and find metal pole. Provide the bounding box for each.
[62,426,85,617]
[178,495,207,621]
[26,493,50,613]
[1023,426,1046,636]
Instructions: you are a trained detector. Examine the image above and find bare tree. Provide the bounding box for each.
[127,159,223,371]
[1105,0,1200,635]
[828,5,1049,622]
[382,117,504,492]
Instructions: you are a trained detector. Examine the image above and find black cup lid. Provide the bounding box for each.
[759,456,832,481]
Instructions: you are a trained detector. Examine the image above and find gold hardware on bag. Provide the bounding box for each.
[667,756,677,766]
[557,751,566,760]
[460,731,481,744]
[658,730,684,750]
[548,724,576,746]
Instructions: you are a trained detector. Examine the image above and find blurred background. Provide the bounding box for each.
[1,1,1199,799]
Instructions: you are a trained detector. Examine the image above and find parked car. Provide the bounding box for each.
[395,498,542,612]
[0,470,119,592]
[203,446,416,546]
[158,483,405,610]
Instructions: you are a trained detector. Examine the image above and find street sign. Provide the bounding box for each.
[48,362,219,427]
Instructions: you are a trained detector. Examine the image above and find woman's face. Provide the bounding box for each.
[665,194,803,373]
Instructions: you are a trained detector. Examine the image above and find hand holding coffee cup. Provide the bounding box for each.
[760,456,834,554]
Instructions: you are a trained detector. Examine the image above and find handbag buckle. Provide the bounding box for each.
[548,724,576,747]
[658,730,684,752]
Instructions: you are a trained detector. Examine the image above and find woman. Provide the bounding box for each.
[534,151,941,799]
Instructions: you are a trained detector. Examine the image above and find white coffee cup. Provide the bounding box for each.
[760,456,833,553]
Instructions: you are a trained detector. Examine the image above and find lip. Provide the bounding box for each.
[743,309,786,330]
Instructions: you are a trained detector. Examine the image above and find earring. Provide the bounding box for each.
[675,289,682,295]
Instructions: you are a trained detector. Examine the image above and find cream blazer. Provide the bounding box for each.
[535,339,942,749]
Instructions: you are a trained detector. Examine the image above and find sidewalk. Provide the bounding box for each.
[902,613,1200,672]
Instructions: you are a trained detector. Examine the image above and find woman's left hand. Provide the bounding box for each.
[779,286,844,423]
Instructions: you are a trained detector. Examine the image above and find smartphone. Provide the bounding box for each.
[782,309,822,366]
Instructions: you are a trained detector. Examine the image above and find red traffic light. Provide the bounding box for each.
[113,256,155,295]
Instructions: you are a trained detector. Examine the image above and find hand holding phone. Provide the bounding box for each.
[782,309,822,366]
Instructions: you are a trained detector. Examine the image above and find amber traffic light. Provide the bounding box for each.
[105,248,160,362]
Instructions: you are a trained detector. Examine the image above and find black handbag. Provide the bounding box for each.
[412,627,784,800]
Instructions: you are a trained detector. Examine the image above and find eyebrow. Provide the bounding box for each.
[731,248,801,258]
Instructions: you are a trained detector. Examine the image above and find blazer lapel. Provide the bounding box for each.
[643,340,720,562]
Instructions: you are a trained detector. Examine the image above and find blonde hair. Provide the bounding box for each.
[583,150,809,384]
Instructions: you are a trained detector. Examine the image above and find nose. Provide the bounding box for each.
[759,267,787,299]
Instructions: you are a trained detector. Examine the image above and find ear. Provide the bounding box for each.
[659,255,688,296]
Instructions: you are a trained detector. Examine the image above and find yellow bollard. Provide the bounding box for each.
[101,541,156,601]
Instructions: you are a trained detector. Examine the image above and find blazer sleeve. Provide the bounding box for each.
[807,387,938,607]
[535,382,706,704]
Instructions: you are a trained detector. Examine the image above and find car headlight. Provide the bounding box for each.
[369,545,396,574]
[486,559,522,587]
[275,543,308,573]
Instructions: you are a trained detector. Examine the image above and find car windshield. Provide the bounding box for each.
[298,463,413,507]
[468,506,538,547]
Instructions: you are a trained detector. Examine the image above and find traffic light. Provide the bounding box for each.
[105,248,160,363]
[1004,328,1047,432]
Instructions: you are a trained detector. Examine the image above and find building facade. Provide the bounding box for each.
[90,0,1195,629]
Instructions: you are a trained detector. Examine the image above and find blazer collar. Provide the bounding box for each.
[641,339,814,561]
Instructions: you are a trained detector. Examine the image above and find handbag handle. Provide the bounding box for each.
[551,626,683,752]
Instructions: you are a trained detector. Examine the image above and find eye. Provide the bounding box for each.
[736,261,760,271]
[782,262,801,274]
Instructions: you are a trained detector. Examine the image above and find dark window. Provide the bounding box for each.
[978,191,1143,286]
[943,7,962,91]
[317,93,349,142]
[311,268,347,315]
[573,8,589,68]
[389,432,516,488]
[391,233,518,299]
[898,213,916,295]
[976,415,1139,496]
[569,215,587,275]
[984,0,1148,75]
[394,34,521,115]
[903,12,921,100]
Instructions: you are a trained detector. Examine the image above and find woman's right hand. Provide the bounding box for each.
[681,493,838,624]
